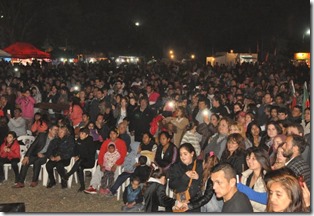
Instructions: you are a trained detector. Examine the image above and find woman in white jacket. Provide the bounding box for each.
[180,121,201,157]
[240,147,271,212]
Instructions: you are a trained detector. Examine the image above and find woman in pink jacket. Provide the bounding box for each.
[15,89,36,130]
[0,131,20,183]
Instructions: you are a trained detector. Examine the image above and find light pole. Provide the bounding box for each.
[302,29,310,43]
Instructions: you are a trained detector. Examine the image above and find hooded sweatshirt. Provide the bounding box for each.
[103,142,121,171]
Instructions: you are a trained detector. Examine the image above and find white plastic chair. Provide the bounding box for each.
[3,145,27,180]
[42,157,75,188]
[73,159,98,184]
[17,135,35,149]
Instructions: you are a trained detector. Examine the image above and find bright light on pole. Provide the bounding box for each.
[169,50,173,55]
[135,22,140,26]
[191,54,195,59]
[303,28,310,43]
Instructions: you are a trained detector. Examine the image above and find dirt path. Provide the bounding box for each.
[0,170,123,212]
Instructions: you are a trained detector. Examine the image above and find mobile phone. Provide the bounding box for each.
[7,110,10,115]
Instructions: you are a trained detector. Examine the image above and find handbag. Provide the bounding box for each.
[172,160,197,212]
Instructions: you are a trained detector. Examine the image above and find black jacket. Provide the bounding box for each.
[74,136,96,162]
[168,159,203,203]
[132,165,151,183]
[25,132,49,157]
[154,143,178,171]
[46,135,75,160]
[220,150,248,175]
[188,178,214,211]
[129,106,155,142]
[144,180,175,212]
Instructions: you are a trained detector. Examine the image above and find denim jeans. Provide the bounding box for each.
[110,172,132,194]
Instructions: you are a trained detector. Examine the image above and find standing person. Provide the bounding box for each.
[271,143,288,170]
[240,148,271,212]
[246,121,262,148]
[203,117,231,159]
[282,134,311,190]
[15,89,36,130]
[99,143,121,194]
[0,131,20,184]
[132,155,152,184]
[63,128,96,192]
[88,88,104,122]
[168,143,203,212]
[45,126,75,189]
[113,96,129,127]
[197,113,219,151]
[266,172,308,212]
[180,121,202,157]
[129,96,155,142]
[14,125,59,188]
[210,163,253,212]
[260,121,282,153]
[300,107,310,135]
[7,108,26,137]
[220,133,248,175]
[118,122,131,153]
[154,131,178,175]
[162,106,189,148]
[84,128,127,194]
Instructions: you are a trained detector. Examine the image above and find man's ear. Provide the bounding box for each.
[230,178,236,187]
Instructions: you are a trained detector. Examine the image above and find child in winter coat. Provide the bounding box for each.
[100,143,120,191]
[122,176,144,212]
[105,141,141,196]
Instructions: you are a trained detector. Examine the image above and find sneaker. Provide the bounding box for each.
[99,188,107,195]
[84,186,97,194]
[105,191,115,197]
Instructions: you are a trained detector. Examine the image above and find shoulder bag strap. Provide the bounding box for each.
[187,160,197,189]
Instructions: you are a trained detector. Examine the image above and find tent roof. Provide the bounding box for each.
[0,49,11,58]
[3,42,50,59]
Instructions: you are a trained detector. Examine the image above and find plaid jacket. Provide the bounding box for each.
[287,155,311,190]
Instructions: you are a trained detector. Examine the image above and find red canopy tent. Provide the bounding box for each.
[3,42,50,59]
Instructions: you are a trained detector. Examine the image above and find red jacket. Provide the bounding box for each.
[0,139,20,160]
[98,138,127,166]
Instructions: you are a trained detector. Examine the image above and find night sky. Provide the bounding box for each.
[0,0,310,59]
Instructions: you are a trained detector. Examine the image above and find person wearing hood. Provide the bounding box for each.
[168,143,203,212]
[99,142,120,193]
[105,141,141,196]
[84,128,127,195]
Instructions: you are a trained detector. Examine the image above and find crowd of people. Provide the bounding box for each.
[0,58,311,212]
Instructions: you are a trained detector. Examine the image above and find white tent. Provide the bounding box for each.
[0,49,11,58]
